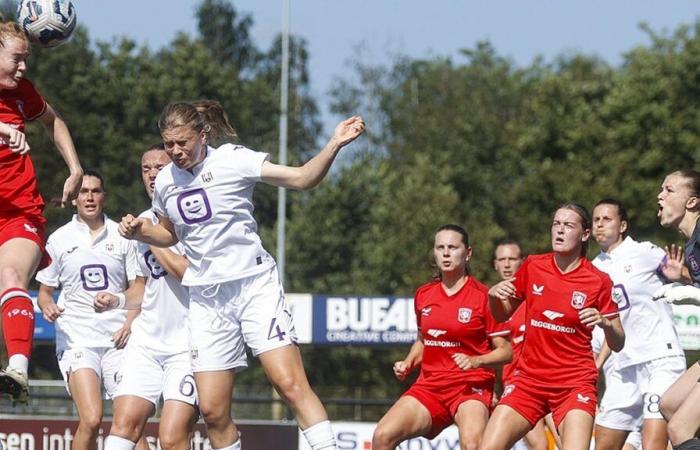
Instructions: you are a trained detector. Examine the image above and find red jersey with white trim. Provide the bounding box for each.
[512,253,618,386]
[502,302,526,382]
[0,78,47,217]
[414,276,509,383]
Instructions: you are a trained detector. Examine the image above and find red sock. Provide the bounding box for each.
[1,288,35,358]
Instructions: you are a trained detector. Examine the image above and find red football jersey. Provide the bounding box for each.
[501,302,526,383]
[414,276,509,383]
[0,78,47,217]
[512,253,618,386]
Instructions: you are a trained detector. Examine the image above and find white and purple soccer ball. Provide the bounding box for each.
[17,0,76,48]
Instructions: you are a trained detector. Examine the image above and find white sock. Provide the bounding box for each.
[213,437,242,450]
[8,354,28,374]
[302,420,336,450]
[104,435,136,450]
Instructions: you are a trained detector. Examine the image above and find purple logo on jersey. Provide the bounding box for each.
[176,188,212,224]
[80,264,109,291]
[689,254,700,276]
[457,307,472,323]
[144,250,167,279]
[612,284,631,312]
[571,291,587,310]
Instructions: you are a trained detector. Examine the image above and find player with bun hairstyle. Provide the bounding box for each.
[483,203,624,450]
[372,224,512,450]
[652,170,700,450]
[0,15,83,403]
[191,100,238,147]
[119,100,364,450]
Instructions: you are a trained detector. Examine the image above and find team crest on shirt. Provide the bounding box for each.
[201,171,213,183]
[570,291,587,310]
[457,308,472,323]
[502,384,515,397]
[689,254,700,276]
[624,265,632,273]
[105,243,114,253]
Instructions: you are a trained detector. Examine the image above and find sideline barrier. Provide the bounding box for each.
[0,416,298,450]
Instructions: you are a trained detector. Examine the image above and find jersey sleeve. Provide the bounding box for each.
[124,240,139,282]
[151,185,167,218]
[485,302,510,338]
[230,146,270,181]
[512,256,531,300]
[17,79,47,121]
[413,287,424,331]
[35,238,60,287]
[597,274,619,318]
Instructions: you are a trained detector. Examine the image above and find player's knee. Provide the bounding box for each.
[271,373,307,405]
[111,415,144,442]
[459,437,480,450]
[198,401,229,428]
[158,429,187,450]
[0,266,22,292]
[371,424,399,450]
[666,417,691,445]
[79,412,103,433]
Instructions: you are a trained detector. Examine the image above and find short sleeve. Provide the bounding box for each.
[486,303,510,338]
[124,240,139,282]
[35,238,60,287]
[413,288,423,330]
[17,79,47,121]
[228,146,270,181]
[151,185,166,217]
[512,257,531,300]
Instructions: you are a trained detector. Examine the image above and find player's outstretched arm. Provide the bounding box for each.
[119,214,178,247]
[37,103,83,207]
[261,116,365,190]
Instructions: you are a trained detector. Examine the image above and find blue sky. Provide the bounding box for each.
[78,1,700,134]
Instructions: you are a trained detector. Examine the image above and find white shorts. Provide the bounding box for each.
[188,266,298,372]
[114,342,197,407]
[596,355,686,430]
[57,346,124,399]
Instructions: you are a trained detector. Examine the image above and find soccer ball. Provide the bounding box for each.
[16,0,76,48]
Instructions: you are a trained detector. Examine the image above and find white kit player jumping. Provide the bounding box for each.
[591,198,684,450]
[95,144,198,450]
[36,171,143,450]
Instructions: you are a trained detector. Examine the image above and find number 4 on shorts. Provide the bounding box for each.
[268,318,287,341]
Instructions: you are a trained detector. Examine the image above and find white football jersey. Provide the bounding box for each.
[130,209,190,354]
[36,215,137,351]
[152,144,275,286]
[593,237,683,368]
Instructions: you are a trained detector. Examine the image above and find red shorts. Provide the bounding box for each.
[498,377,597,428]
[0,214,50,270]
[403,376,493,439]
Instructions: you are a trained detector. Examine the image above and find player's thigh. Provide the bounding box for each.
[111,395,155,440]
[68,368,104,422]
[373,395,432,445]
[660,361,700,418]
[193,369,235,418]
[559,409,594,450]
[523,418,548,450]
[480,405,533,450]
[594,424,629,450]
[454,400,489,444]
[159,399,198,444]
[0,237,42,289]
